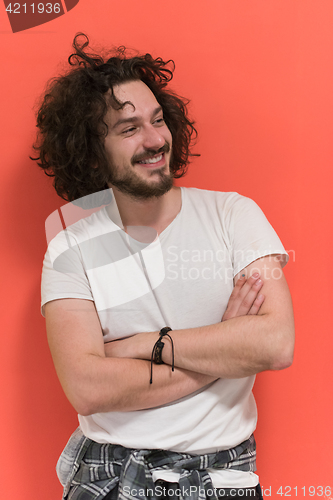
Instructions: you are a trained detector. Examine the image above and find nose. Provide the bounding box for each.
[141,124,166,151]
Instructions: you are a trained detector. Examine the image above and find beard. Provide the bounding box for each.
[107,144,174,200]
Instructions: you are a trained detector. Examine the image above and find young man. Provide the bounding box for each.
[34,34,294,500]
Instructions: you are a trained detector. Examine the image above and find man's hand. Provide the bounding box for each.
[104,330,150,359]
[222,273,265,321]
[157,257,294,378]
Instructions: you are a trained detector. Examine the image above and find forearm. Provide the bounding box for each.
[63,355,216,416]
[160,313,294,378]
[107,307,294,379]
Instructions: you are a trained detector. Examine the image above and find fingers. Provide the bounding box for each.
[222,273,265,321]
[247,292,265,315]
[236,273,263,316]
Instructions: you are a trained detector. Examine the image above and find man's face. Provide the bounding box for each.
[104,80,173,200]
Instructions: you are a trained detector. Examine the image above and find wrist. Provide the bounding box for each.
[161,336,174,365]
[150,327,174,384]
[141,331,160,360]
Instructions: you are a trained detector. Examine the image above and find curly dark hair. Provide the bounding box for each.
[32,33,198,202]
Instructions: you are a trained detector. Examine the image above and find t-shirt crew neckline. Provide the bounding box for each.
[102,187,185,240]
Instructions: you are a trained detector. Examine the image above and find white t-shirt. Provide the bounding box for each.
[41,187,288,487]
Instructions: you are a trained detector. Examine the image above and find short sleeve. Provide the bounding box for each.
[226,194,289,276]
[41,230,93,317]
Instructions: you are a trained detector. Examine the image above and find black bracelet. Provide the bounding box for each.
[150,327,174,384]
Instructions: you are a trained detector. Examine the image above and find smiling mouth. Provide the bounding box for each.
[137,153,164,165]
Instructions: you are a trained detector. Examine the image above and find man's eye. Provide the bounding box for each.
[154,118,165,125]
[123,127,136,134]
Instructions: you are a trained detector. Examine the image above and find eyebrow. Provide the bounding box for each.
[112,105,163,130]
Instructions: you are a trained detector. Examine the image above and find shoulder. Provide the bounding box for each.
[181,187,259,216]
[47,207,113,246]
[44,207,114,268]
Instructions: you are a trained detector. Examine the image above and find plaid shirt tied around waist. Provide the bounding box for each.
[59,429,256,500]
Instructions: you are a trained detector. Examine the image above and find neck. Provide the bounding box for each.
[109,186,181,235]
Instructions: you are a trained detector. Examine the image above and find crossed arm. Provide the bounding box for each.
[45,255,294,416]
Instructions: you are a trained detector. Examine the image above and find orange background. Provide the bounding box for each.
[1,1,332,498]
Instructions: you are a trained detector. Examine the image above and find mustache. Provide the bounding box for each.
[131,143,171,164]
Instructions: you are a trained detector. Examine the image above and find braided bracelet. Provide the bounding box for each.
[150,327,174,384]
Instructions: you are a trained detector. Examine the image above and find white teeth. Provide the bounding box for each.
[139,154,163,164]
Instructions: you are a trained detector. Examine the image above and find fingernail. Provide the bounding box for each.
[252,273,259,278]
